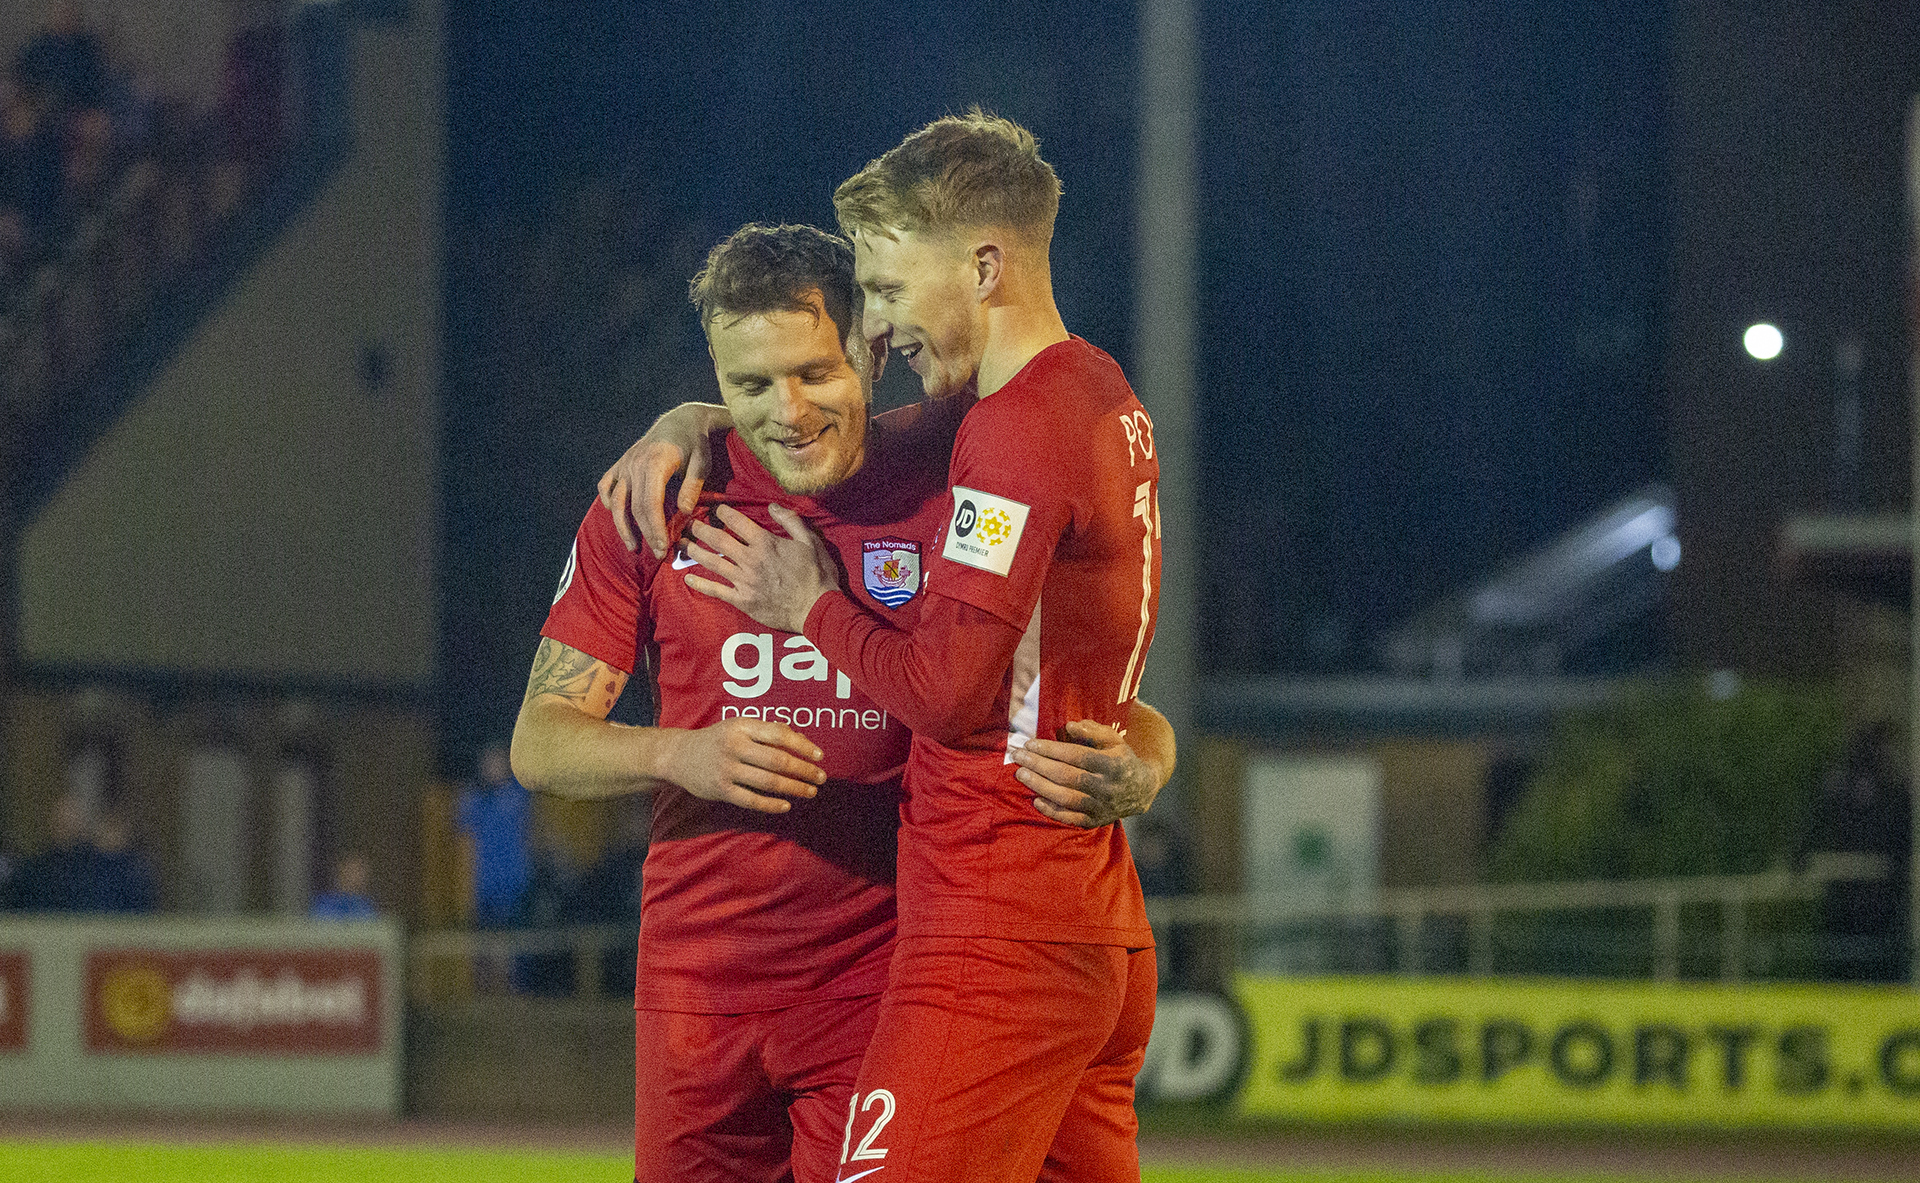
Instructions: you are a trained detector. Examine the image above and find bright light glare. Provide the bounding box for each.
[1743,322,1783,360]
[1650,535,1681,572]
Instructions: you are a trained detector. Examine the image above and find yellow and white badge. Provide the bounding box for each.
[943,486,1030,576]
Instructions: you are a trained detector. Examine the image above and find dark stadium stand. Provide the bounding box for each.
[0,3,350,519]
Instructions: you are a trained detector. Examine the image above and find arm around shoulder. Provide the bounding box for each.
[1010,699,1176,829]
[598,402,735,555]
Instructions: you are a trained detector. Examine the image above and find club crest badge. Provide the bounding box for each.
[862,538,921,608]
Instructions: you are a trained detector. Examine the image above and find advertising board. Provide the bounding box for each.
[1236,975,1920,1129]
[0,951,26,1052]
[84,948,383,1054]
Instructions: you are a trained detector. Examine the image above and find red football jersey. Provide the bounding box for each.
[541,399,963,1012]
[808,337,1161,947]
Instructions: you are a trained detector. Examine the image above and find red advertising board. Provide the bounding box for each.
[84,948,383,1054]
[0,952,26,1051]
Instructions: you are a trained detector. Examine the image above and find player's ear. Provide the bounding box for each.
[972,241,1004,299]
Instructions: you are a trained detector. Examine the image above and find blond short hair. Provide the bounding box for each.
[833,109,1062,243]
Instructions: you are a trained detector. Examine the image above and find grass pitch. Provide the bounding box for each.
[0,1139,1737,1183]
[9,1142,620,1183]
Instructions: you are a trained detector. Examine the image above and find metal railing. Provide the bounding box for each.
[1148,852,1888,982]
[402,854,1891,1003]
[408,924,638,1003]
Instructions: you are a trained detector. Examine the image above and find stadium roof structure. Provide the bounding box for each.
[1778,511,1910,606]
[1375,484,1677,680]
[1198,674,1621,741]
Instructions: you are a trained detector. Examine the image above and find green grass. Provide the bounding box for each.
[0,1140,1754,1183]
[4,1142,627,1183]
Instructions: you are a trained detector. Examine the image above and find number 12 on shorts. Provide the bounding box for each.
[840,1088,895,1166]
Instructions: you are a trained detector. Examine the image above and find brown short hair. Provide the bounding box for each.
[688,223,857,342]
[833,109,1062,242]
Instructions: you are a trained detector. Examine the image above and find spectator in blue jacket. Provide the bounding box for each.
[86,805,157,913]
[310,851,379,920]
[6,794,95,911]
[456,742,532,929]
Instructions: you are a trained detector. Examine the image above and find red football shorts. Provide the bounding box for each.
[634,992,880,1183]
[835,936,1157,1183]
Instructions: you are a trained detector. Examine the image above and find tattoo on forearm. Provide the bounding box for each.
[524,638,628,716]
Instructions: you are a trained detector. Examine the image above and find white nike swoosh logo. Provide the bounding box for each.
[671,550,699,570]
[835,1168,884,1183]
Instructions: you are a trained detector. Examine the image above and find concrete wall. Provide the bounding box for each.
[1372,739,1490,890]
[16,0,443,689]
[1200,736,1493,895]
[407,999,634,1121]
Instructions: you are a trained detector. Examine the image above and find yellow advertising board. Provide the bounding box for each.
[1236,975,1920,1129]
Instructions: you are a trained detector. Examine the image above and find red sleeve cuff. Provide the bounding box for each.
[804,588,858,647]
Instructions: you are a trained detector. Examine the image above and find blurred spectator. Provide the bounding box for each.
[561,801,648,995]
[1480,751,1533,854]
[85,804,156,913]
[1130,812,1184,899]
[15,2,105,115]
[563,802,647,925]
[6,794,96,911]
[219,0,287,184]
[0,0,305,311]
[1805,722,1911,982]
[12,1,109,226]
[0,0,349,347]
[1,79,65,240]
[515,828,578,995]
[524,830,573,928]
[456,742,532,929]
[310,851,379,920]
[97,24,154,156]
[1130,812,1197,988]
[288,0,345,148]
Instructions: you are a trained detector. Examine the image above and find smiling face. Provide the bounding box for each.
[708,289,871,494]
[853,228,986,400]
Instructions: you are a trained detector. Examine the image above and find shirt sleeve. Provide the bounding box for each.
[805,587,1025,743]
[540,499,653,674]
[925,404,1078,630]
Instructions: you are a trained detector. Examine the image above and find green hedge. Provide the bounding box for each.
[1491,677,1841,883]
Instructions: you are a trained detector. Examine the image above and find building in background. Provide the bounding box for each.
[1663,1,1918,724]
[0,0,443,919]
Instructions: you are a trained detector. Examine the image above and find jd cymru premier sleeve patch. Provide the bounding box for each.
[942,487,1030,576]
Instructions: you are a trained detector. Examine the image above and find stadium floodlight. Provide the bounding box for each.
[1743,322,1783,361]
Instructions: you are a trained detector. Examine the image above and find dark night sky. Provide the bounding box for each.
[440,0,1670,760]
